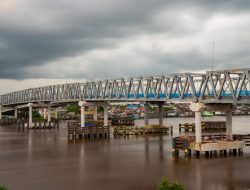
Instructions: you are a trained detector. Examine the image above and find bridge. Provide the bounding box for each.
[0,68,249,144]
[1,68,249,105]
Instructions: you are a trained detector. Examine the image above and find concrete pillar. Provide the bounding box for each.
[79,101,85,127]
[0,106,2,120]
[195,111,202,143]
[47,106,51,123]
[93,106,98,121]
[190,103,206,144]
[158,103,163,126]
[226,110,233,140]
[54,108,58,119]
[81,106,85,127]
[104,106,108,126]
[14,108,18,119]
[43,108,47,120]
[144,103,149,126]
[28,103,33,128]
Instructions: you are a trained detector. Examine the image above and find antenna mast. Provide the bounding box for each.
[212,41,215,71]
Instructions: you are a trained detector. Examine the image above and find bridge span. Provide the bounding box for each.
[0,68,249,144]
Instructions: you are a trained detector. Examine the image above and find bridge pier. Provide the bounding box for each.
[0,106,2,120]
[158,103,164,127]
[93,106,98,121]
[226,108,233,140]
[79,101,85,127]
[47,105,51,124]
[190,103,206,143]
[195,111,202,143]
[43,108,47,120]
[104,106,108,127]
[28,103,33,128]
[144,103,149,126]
[54,108,58,119]
[14,108,18,119]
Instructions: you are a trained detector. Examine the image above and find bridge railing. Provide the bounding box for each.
[0,68,249,106]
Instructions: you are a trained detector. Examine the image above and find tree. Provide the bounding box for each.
[97,106,104,112]
[32,110,43,120]
[66,104,80,114]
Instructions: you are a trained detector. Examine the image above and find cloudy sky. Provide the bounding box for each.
[0,0,249,94]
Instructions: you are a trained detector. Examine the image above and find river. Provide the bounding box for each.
[0,116,249,190]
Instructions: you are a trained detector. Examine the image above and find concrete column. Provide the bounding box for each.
[43,108,47,120]
[226,110,233,140]
[190,103,206,144]
[54,108,58,119]
[79,101,85,127]
[80,106,85,127]
[93,106,98,121]
[0,106,2,120]
[28,103,33,128]
[47,106,51,123]
[158,103,163,126]
[144,103,149,126]
[14,108,18,119]
[195,111,202,143]
[104,106,108,126]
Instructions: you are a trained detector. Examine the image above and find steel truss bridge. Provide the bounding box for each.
[0,68,249,107]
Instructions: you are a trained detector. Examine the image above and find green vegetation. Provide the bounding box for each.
[0,185,9,190]
[148,105,154,111]
[158,177,184,190]
[66,104,80,114]
[97,106,104,112]
[32,110,43,120]
[118,105,127,110]
[164,106,173,111]
[202,111,213,117]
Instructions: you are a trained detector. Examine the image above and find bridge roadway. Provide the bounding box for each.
[0,68,249,143]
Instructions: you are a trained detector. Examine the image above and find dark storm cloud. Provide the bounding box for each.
[0,0,250,79]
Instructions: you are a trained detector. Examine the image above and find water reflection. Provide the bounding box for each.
[0,120,250,190]
[159,135,164,161]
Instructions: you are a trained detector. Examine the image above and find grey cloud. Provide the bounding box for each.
[0,0,250,80]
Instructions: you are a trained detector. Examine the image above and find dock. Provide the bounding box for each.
[111,118,135,126]
[17,119,59,130]
[179,121,226,132]
[0,118,17,126]
[68,121,110,139]
[113,125,173,136]
[172,135,245,158]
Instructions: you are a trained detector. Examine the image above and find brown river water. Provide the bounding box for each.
[0,116,250,190]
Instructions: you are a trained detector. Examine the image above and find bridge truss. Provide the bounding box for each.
[0,68,249,107]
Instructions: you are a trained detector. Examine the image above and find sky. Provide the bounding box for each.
[0,0,249,94]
